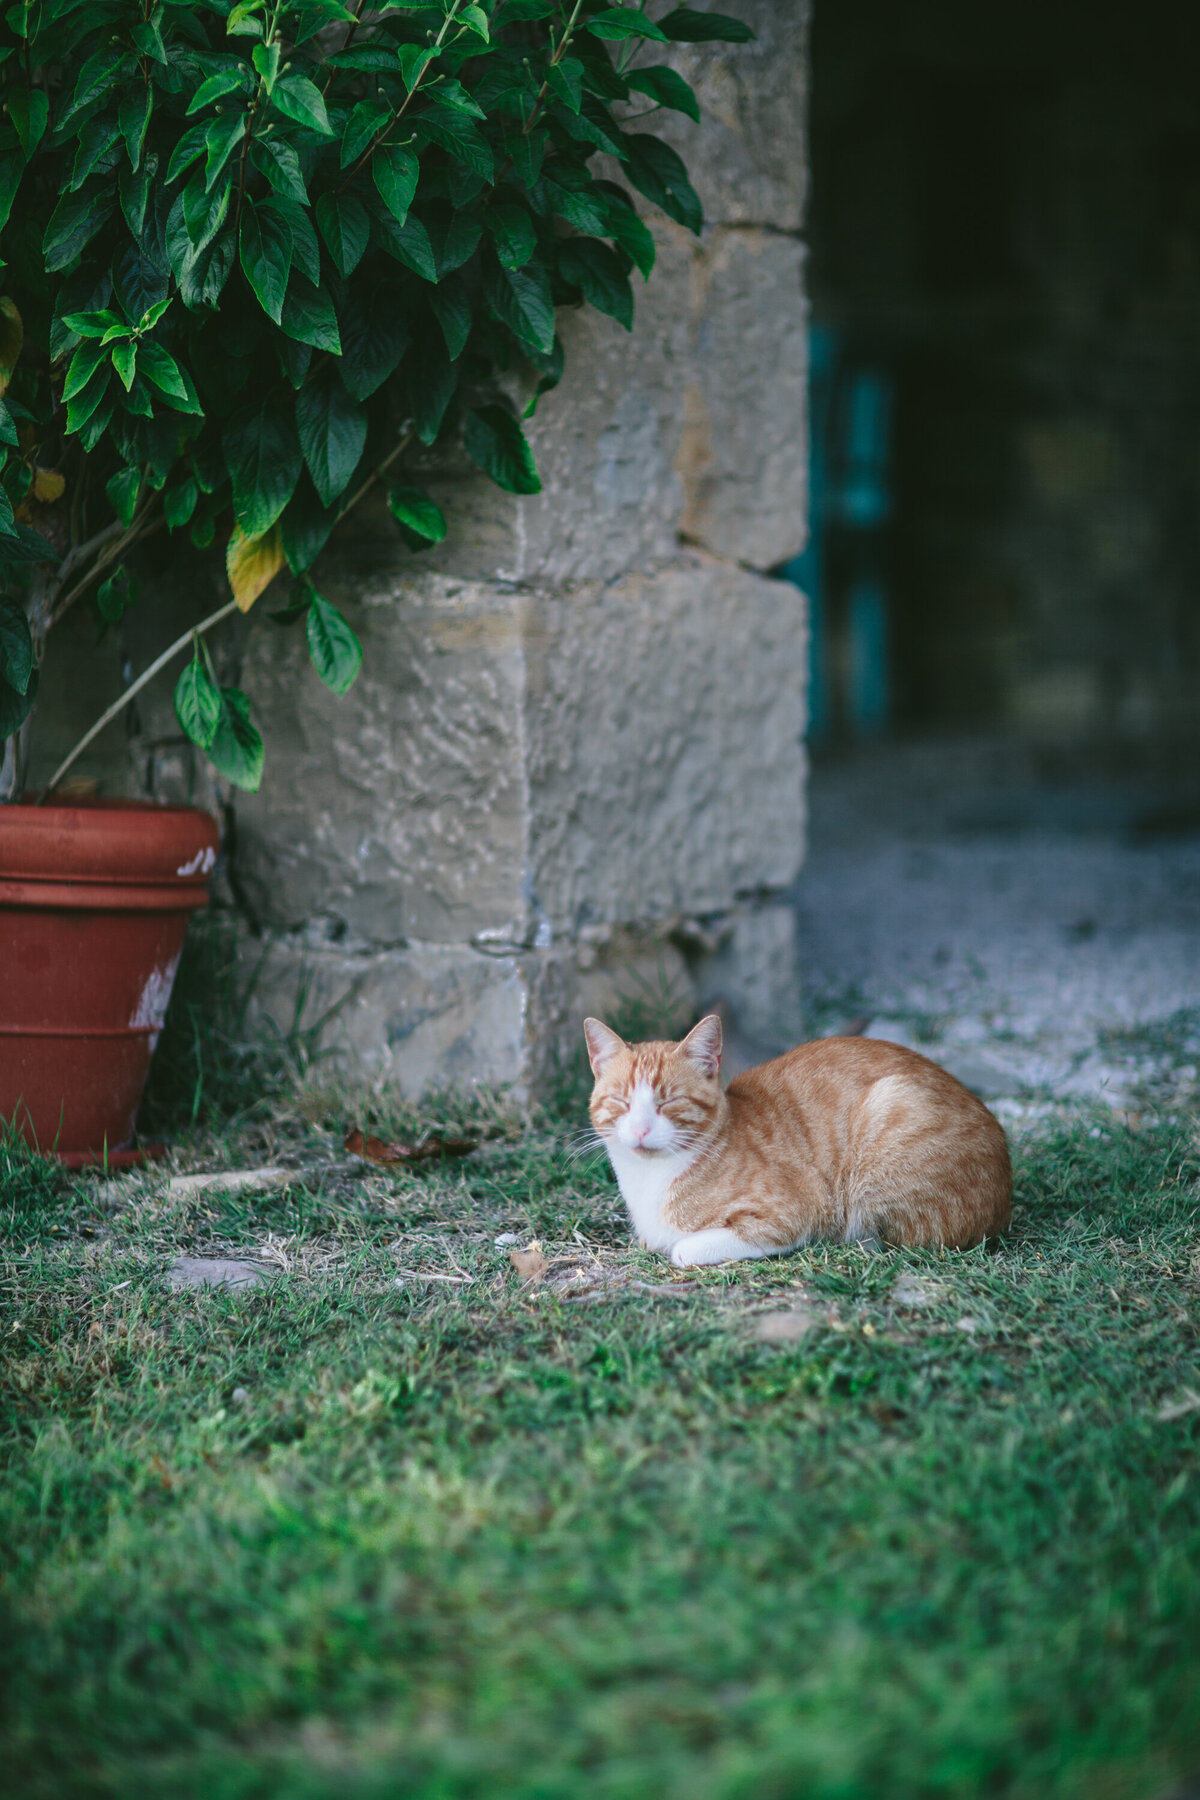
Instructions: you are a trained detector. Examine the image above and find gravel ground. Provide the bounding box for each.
[792,736,1200,1122]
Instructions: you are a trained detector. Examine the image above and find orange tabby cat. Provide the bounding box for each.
[584,1015,1011,1266]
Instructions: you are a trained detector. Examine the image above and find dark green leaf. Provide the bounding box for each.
[0,662,37,740]
[316,192,369,278]
[342,98,390,170]
[659,8,755,41]
[111,341,138,391]
[0,595,33,697]
[250,135,310,203]
[62,45,129,129]
[464,403,541,495]
[187,70,251,115]
[373,143,419,226]
[207,687,264,791]
[271,72,334,136]
[119,161,154,237]
[204,110,246,189]
[223,403,303,534]
[64,366,112,434]
[396,44,435,92]
[338,284,408,401]
[138,342,200,411]
[96,565,138,623]
[542,176,609,236]
[415,108,494,181]
[429,275,472,361]
[0,153,22,233]
[280,277,342,354]
[119,84,154,166]
[164,475,199,529]
[10,86,48,159]
[183,171,232,252]
[558,238,633,329]
[437,206,483,274]
[0,400,15,448]
[484,258,556,356]
[502,127,546,187]
[375,211,437,283]
[69,113,121,191]
[174,649,222,748]
[165,122,210,186]
[587,7,668,42]
[113,241,170,323]
[603,194,656,279]
[63,339,109,401]
[545,58,584,114]
[0,523,57,565]
[500,0,554,16]
[306,590,362,694]
[239,200,293,323]
[265,196,320,283]
[408,339,458,445]
[281,481,336,573]
[106,467,141,526]
[295,369,367,507]
[625,65,700,121]
[488,203,538,270]
[621,133,702,234]
[43,187,116,273]
[388,483,447,550]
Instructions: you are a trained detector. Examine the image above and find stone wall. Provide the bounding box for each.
[31,0,811,1097]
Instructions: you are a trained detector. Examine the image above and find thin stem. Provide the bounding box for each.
[38,597,239,803]
[341,0,471,188]
[49,498,161,629]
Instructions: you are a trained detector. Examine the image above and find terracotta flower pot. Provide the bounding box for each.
[0,799,219,1163]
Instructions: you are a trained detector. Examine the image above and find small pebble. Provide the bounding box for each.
[231,1386,249,1407]
[494,1232,521,1247]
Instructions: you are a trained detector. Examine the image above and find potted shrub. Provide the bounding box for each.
[0,0,751,1157]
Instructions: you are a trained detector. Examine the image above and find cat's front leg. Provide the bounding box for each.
[670,1228,774,1268]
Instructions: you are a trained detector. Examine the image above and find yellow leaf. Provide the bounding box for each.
[0,296,23,397]
[226,522,285,612]
[33,468,65,504]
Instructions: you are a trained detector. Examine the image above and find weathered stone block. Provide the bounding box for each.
[655,0,810,232]
[676,228,808,566]
[693,899,805,1049]
[524,554,808,932]
[236,573,529,944]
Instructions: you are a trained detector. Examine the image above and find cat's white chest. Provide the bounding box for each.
[605,1143,694,1252]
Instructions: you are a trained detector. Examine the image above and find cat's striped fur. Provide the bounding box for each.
[584,1014,1012,1268]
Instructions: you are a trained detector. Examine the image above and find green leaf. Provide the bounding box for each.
[488,203,537,271]
[658,7,755,41]
[316,192,370,278]
[558,238,633,329]
[9,86,48,159]
[388,483,446,550]
[502,127,546,188]
[0,662,37,740]
[429,275,472,361]
[465,404,541,495]
[63,339,110,400]
[174,648,222,749]
[396,44,435,92]
[0,399,15,448]
[435,206,483,275]
[165,122,211,186]
[0,595,33,697]
[295,370,367,508]
[271,72,334,136]
[338,284,409,401]
[458,4,490,40]
[587,7,668,42]
[204,109,246,189]
[306,590,362,694]
[281,483,336,573]
[111,341,138,392]
[265,196,320,283]
[183,171,232,252]
[119,161,153,237]
[408,340,458,445]
[119,84,154,167]
[138,342,200,411]
[625,65,700,122]
[0,153,23,234]
[342,98,390,170]
[105,467,141,525]
[227,0,266,35]
[280,277,342,354]
[373,143,419,227]
[223,403,303,535]
[253,41,281,88]
[187,70,252,115]
[415,108,494,181]
[435,79,487,121]
[43,187,116,273]
[164,476,199,530]
[207,687,264,791]
[250,135,309,203]
[62,45,129,129]
[501,0,553,17]
[64,366,111,434]
[545,59,583,114]
[484,258,556,356]
[376,211,437,283]
[240,200,293,323]
[621,133,702,235]
[603,193,656,279]
[96,564,138,623]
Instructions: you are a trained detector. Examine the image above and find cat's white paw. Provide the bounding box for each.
[670,1228,765,1267]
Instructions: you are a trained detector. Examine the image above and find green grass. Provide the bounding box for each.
[2,1056,1200,1799]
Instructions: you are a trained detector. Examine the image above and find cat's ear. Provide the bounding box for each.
[583,1017,626,1075]
[679,1013,723,1077]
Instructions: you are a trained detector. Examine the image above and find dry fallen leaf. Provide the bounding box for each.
[509,1243,548,1283]
[344,1127,479,1164]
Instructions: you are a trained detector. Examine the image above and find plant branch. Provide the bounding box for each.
[336,427,415,523]
[49,497,162,629]
[38,597,240,803]
[341,0,472,189]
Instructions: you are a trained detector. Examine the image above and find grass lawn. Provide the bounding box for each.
[2,981,1200,1798]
